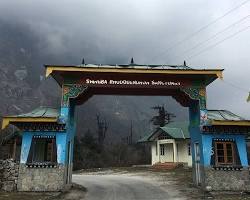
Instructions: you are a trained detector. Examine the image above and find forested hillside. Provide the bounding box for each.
[0,20,188,168]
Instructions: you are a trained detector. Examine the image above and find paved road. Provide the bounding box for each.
[73,174,173,200]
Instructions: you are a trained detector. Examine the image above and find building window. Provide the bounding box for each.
[158,132,169,140]
[27,136,57,166]
[160,144,165,155]
[159,135,168,140]
[215,141,235,165]
[188,143,191,156]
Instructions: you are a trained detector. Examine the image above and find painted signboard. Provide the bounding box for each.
[84,78,182,87]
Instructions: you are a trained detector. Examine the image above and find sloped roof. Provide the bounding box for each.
[47,64,195,70]
[138,121,189,143]
[12,107,59,118]
[160,121,190,139]
[138,110,250,143]
[207,110,245,121]
[207,110,250,126]
[2,107,59,130]
[138,132,153,143]
[45,64,223,87]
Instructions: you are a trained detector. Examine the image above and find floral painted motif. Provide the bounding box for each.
[181,87,207,110]
[62,84,88,107]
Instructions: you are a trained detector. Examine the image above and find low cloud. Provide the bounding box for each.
[0,0,249,117]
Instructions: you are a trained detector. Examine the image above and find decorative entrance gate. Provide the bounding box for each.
[2,64,224,191]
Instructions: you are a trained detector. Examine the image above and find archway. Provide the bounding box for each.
[2,64,223,191]
[49,64,222,186]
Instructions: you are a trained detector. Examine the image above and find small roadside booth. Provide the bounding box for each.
[200,110,250,191]
[1,107,68,191]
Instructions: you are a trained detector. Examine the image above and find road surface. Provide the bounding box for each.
[73,172,185,200]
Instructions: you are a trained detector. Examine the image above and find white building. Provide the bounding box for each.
[139,122,192,167]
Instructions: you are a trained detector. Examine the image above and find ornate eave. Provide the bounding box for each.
[1,107,63,131]
[10,122,66,132]
[2,117,58,130]
[202,124,250,134]
[44,64,224,87]
[210,120,250,126]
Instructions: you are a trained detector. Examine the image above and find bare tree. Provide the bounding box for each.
[150,105,176,127]
[96,114,108,146]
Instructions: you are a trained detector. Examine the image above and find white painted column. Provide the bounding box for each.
[173,141,177,162]
[157,140,160,162]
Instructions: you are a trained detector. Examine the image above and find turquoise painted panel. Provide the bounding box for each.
[201,134,212,166]
[58,102,76,165]
[56,133,67,164]
[235,136,248,166]
[59,107,70,124]
[20,132,33,164]
[202,134,248,167]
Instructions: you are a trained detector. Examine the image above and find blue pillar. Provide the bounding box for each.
[67,101,76,164]
[57,100,76,165]
[189,100,204,165]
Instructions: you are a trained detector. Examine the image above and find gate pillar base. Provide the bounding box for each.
[17,164,67,192]
[201,167,250,191]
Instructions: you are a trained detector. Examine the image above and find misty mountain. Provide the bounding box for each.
[0,20,188,142]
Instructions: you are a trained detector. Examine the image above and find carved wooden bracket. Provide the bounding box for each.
[62,84,89,107]
[181,87,207,110]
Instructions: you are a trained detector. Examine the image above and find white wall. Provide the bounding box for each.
[151,142,158,165]
[151,139,192,167]
[176,140,192,167]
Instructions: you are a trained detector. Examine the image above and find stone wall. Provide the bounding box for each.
[17,164,66,191]
[0,159,19,192]
[204,167,250,191]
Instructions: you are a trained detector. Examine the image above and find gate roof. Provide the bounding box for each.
[1,107,59,129]
[45,64,223,87]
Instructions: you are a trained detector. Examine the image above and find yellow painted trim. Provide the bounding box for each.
[1,117,57,130]
[45,66,223,79]
[211,120,250,126]
[46,68,53,77]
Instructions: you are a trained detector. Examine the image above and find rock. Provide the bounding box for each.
[2,181,15,192]
[3,172,10,179]
[0,159,19,192]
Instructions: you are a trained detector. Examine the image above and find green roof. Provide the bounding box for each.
[160,121,190,139]
[138,110,248,143]
[138,121,189,143]
[207,110,245,121]
[138,132,153,143]
[9,107,59,118]
[45,63,193,70]
[2,107,60,129]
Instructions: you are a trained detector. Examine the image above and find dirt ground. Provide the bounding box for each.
[0,184,86,200]
[75,167,250,200]
[0,192,59,200]
[1,167,250,200]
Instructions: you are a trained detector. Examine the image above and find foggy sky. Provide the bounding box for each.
[0,0,250,118]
